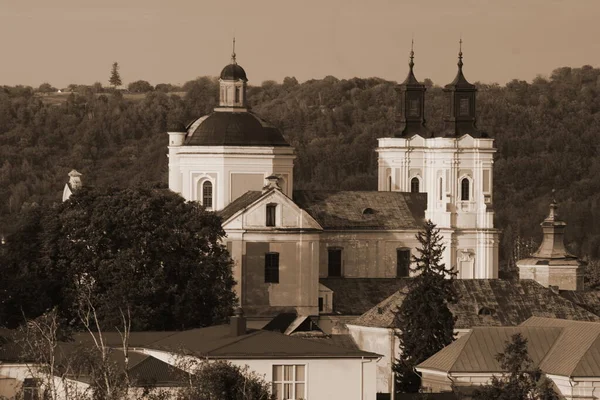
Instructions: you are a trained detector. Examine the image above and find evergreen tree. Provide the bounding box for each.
[472,333,559,400]
[393,220,457,393]
[109,61,122,89]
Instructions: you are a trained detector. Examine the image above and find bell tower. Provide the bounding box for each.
[218,38,248,110]
[377,40,499,279]
[395,40,428,138]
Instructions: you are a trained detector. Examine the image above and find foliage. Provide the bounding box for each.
[0,186,237,330]
[127,80,153,93]
[3,65,600,271]
[37,83,57,93]
[471,333,559,400]
[109,62,122,88]
[393,220,457,393]
[177,360,274,400]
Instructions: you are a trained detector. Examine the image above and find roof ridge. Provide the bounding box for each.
[447,331,473,372]
[146,331,180,346]
[568,327,600,377]
[203,330,264,356]
[536,326,566,371]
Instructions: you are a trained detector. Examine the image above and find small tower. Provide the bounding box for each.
[440,39,483,138]
[517,198,584,291]
[395,40,428,137]
[218,37,248,110]
[62,170,82,202]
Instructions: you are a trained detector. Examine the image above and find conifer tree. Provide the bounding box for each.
[109,61,122,89]
[393,220,457,393]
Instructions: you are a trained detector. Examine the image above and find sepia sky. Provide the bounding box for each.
[1,0,599,88]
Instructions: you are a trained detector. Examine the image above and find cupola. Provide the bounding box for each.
[218,38,248,110]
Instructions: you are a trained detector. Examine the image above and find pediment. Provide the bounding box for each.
[222,190,323,231]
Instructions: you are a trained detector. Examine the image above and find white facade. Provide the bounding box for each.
[377,134,499,278]
[167,141,295,211]
[141,348,378,400]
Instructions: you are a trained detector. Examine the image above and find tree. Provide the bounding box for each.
[127,80,153,93]
[393,220,457,393]
[109,62,122,89]
[37,82,57,93]
[177,360,274,400]
[1,185,237,330]
[472,333,559,400]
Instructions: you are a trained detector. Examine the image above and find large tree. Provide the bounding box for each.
[0,185,237,330]
[393,220,457,393]
[472,333,559,400]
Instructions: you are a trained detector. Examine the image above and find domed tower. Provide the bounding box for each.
[377,40,499,279]
[167,40,295,211]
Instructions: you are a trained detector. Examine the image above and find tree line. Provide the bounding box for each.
[2,66,600,273]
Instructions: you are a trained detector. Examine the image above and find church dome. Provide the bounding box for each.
[184,111,289,147]
[220,63,248,81]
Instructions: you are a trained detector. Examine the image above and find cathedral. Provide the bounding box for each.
[166,42,500,317]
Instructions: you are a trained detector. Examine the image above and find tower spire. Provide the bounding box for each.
[395,38,427,137]
[409,37,414,70]
[231,37,237,64]
[458,37,463,69]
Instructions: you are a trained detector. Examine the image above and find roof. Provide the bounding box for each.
[560,290,600,317]
[184,111,289,147]
[350,279,600,329]
[419,317,600,378]
[144,324,379,359]
[218,190,265,221]
[320,278,410,315]
[293,191,427,230]
[418,326,562,373]
[220,63,247,81]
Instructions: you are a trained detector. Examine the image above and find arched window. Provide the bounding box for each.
[235,87,240,103]
[461,178,470,201]
[202,181,213,208]
[410,177,420,193]
[388,175,392,192]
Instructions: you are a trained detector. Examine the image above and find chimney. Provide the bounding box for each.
[230,307,246,337]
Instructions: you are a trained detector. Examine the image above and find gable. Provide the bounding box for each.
[221,189,322,231]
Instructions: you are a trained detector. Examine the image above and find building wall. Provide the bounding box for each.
[141,349,378,400]
[518,263,584,291]
[319,231,420,278]
[167,144,295,211]
[377,135,499,279]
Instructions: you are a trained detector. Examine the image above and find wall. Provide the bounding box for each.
[319,231,420,278]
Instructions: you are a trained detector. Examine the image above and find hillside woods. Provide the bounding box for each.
[2,66,600,271]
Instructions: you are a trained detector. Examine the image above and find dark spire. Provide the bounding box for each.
[395,39,427,138]
[231,37,237,64]
[440,38,486,138]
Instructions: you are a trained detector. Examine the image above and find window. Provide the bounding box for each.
[266,204,277,227]
[318,297,324,312]
[410,177,419,193]
[273,365,306,400]
[265,252,279,283]
[202,181,213,208]
[408,99,420,116]
[388,175,392,192]
[235,87,240,103]
[23,379,41,400]
[461,178,470,201]
[439,177,443,201]
[328,248,342,277]
[459,98,470,116]
[397,249,411,277]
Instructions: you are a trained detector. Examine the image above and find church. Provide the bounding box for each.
[166,43,500,317]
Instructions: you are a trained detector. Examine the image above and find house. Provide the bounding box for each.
[416,317,600,400]
[0,311,381,400]
[166,43,500,318]
[344,279,600,395]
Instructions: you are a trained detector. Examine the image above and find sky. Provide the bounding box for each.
[1,0,599,88]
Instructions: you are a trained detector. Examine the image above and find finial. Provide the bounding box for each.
[409,38,415,69]
[547,189,558,220]
[458,37,463,69]
[231,37,237,64]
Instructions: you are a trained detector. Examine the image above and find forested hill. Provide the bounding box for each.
[2,66,600,271]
